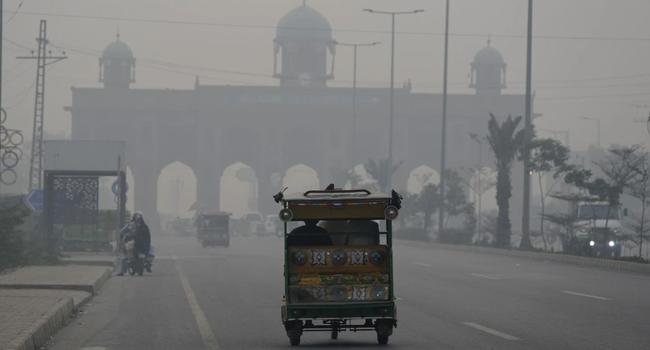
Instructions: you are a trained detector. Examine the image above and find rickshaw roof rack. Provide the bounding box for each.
[284,189,392,202]
[197,210,231,216]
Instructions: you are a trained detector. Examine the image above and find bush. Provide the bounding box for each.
[438,228,474,245]
[0,196,29,270]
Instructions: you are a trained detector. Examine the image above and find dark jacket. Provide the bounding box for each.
[134,221,151,255]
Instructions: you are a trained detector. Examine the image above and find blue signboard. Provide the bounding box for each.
[24,190,43,212]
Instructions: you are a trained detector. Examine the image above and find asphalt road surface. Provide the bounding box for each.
[50,233,650,350]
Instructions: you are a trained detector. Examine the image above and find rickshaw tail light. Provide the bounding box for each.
[279,208,294,222]
[385,206,399,221]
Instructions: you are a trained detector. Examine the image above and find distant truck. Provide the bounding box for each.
[569,201,626,257]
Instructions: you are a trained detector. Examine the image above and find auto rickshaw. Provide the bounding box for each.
[195,211,231,247]
[274,188,402,346]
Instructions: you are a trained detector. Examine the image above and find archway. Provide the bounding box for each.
[406,165,439,195]
[157,162,197,224]
[282,164,320,194]
[220,162,258,218]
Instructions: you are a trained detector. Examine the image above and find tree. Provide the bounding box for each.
[528,138,570,250]
[600,145,650,258]
[442,169,470,227]
[486,114,525,247]
[416,183,440,231]
[365,158,403,192]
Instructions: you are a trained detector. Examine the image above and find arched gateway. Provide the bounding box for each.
[68,6,527,227]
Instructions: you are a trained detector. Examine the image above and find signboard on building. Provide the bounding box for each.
[44,140,126,172]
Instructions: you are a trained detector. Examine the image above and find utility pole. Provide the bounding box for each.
[17,20,67,191]
[521,0,534,249]
[470,133,483,241]
[337,41,380,163]
[1,0,4,195]
[364,8,423,190]
[581,116,601,147]
[438,0,450,237]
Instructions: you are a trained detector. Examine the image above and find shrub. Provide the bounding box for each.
[0,196,29,270]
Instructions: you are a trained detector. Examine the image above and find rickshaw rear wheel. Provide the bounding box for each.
[286,321,302,346]
[376,319,393,345]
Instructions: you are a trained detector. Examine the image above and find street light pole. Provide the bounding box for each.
[581,116,601,147]
[364,8,423,190]
[470,133,483,242]
[438,0,450,237]
[521,0,534,249]
[337,41,380,163]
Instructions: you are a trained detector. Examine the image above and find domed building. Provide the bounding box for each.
[470,40,507,95]
[69,5,529,229]
[273,4,336,87]
[99,35,135,89]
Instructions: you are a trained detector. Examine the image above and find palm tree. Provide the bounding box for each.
[486,114,525,247]
[365,158,402,192]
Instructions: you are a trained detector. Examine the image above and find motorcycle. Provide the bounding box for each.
[125,240,145,276]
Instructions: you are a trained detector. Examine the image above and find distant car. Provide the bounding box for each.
[242,212,265,236]
[265,215,281,236]
[170,218,195,237]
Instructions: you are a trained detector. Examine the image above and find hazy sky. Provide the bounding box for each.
[3,0,650,152]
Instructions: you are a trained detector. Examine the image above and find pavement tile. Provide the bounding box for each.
[0,289,89,349]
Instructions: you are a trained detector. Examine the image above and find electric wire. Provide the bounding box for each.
[11,10,650,43]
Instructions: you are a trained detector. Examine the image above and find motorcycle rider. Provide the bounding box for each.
[117,212,152,275]
[133,212,152,273]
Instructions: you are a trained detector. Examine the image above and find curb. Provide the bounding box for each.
[62,259,116,268]
[5,297,74,350]
[398,240,650,275]
[0,267,112,295]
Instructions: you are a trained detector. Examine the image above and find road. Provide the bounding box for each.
[50,233,650,350]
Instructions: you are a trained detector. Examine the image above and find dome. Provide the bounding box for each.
[472,43,505,67]
[102,37,134,61]
[276,5,332,42]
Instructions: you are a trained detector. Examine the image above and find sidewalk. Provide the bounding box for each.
[0,263,112,350]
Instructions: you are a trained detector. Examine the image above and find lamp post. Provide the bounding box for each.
[337,41,380,163]
[521,0,534,249]
[364,8,424,190]
[581,116,601,147]
[470,133,483,241]
[438,0,450,237]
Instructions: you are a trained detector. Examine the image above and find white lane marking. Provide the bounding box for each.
[470,273,500,280]
[562,290,610,301]
[413,262,433,268]
[462,322,520,341]
[173,255,221,350]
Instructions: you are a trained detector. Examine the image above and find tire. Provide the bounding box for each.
[135,259,144,276]
[128,261,136,276]
[289,335,301,346]
[286,321,302,346]
[376,319,393,345]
